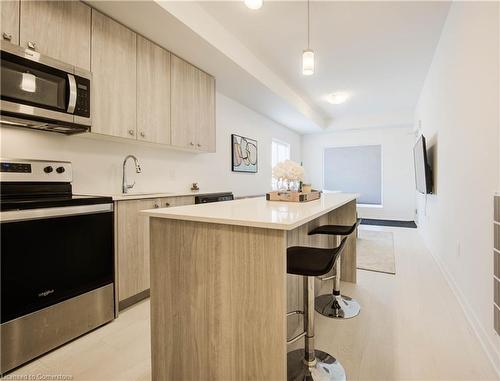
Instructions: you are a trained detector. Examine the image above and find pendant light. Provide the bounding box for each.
[302,0,314,75]
[244,0,263,10]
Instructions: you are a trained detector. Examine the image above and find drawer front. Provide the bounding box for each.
[158,196,195,208]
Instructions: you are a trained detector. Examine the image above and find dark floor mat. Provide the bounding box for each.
[360,219,417,228]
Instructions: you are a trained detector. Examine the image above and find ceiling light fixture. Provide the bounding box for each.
[326,92,350,105]
[302,0,314,76]
[244,0,263,10]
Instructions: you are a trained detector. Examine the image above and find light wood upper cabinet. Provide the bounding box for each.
[19,1,91,70]
[196,71,216,152]
[171,55,216,152]
[91,9,136,138]
[1,0,19,45]
[137,36,171,145]
[14,1,217,152]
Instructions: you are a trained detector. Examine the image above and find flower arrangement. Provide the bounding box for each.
[272,160,304,191]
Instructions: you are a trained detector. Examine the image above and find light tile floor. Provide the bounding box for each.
[3,226,499,381]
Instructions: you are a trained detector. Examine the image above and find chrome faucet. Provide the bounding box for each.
[122,155,142,193]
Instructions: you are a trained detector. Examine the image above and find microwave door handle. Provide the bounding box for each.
[67,73,77,113]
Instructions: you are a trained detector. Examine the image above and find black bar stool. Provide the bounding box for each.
[308,219,361,319]
[286,237,348,381]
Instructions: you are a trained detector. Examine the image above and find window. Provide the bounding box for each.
[272,139,290,168]
[271,139,290,188]
[323,145,382,205]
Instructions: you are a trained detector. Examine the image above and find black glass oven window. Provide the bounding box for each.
[1,211,114,323]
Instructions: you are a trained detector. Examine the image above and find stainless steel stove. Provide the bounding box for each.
[0,158,115,374]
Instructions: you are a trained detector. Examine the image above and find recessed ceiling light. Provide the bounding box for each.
[326,92,349,105]
[244,0,263,10]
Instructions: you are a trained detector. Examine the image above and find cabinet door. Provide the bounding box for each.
[171,55,197,149]
[171,56,216,152]
[116,198,160,302]
[195,71,216,152]
[1,0,19,45]
[91,9,136,139]
[137,35,171,145]
[20,1,91,70]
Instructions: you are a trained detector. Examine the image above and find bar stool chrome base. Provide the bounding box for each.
[287,349,346,381]
[315,294,361,319]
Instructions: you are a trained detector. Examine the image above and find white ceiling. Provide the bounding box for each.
[199,1,451,131]
[87,0,327,133]
[88,1,451,134]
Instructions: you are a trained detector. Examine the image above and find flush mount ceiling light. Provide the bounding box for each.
[326,92,350,105]
[244,0,263,10]
[302,0,314,76]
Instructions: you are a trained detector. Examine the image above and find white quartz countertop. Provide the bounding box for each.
[141,192,358,230]
[78,190,231,201]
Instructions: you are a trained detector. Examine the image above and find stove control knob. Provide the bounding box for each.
[44,166,53,173]
[56,166,65,174]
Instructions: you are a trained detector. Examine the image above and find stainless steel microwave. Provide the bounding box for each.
[0,41,91,134]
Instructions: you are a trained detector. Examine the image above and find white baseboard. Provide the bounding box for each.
[424,238,500,379]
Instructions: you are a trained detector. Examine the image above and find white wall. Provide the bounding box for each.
[415,1,500,374]
[0,93,301,197]
[302,126,416,221]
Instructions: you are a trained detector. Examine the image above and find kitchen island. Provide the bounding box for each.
[142,193,358,380]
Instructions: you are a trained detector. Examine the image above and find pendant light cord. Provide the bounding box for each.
[307,0,310,49]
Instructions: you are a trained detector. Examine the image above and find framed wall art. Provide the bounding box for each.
[231,134,258,173]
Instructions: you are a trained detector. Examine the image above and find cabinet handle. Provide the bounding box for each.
[164,202,170,207]
[197,143,202,148]
[27,41,37,50]
[154,203,159,208]
[128,129,135,136]
[189,142,194,146]
[2,32,12,41]
[140,132,145,138]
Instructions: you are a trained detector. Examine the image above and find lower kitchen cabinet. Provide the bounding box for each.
[116,196,195,310]
[116,198,157,308]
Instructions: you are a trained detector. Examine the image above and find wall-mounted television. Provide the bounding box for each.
[413,135,433,194]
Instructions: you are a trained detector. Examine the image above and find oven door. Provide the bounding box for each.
[0,204,114,324]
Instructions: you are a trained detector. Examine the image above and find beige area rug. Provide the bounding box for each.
[356,229,396,274]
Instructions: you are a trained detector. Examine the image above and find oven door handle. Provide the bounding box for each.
[0,203,113,222]
[67,73,77,114]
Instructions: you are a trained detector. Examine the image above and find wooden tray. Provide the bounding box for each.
[266,190,321,202]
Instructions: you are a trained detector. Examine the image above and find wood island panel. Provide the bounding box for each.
[149,218,287,381]
[147,195,359,380]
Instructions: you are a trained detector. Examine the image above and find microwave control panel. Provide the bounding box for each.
[74,76,90,118]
